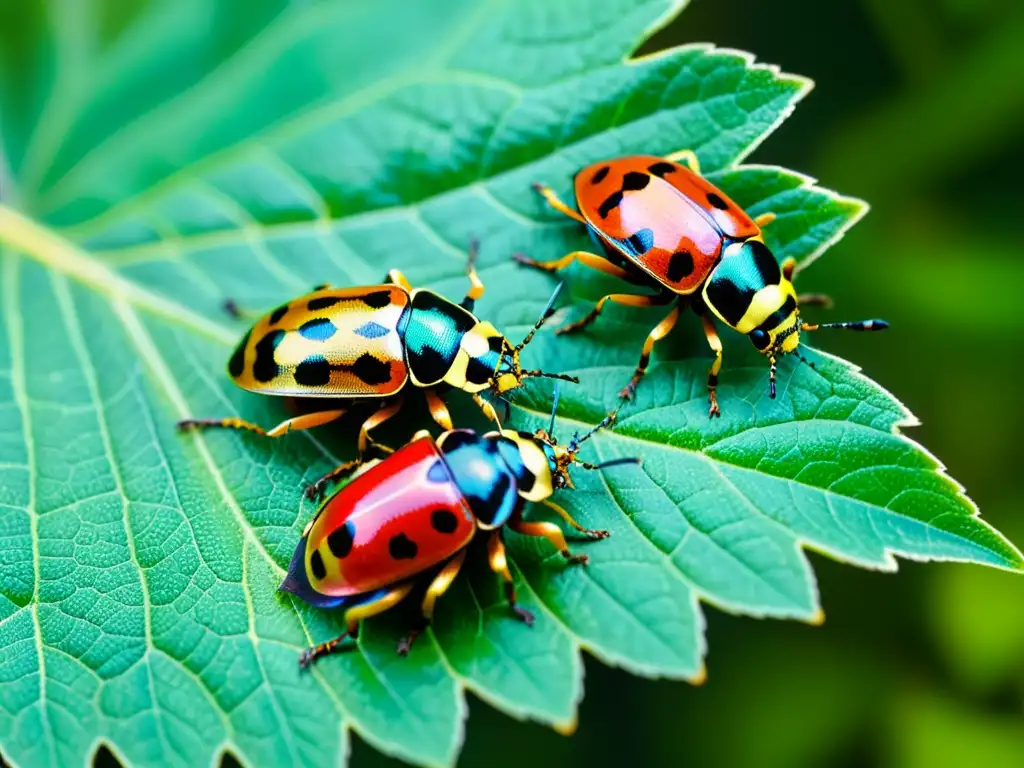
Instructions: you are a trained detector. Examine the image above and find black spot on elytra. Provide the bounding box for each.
[625,228,654,255]
[597,191,623,219]
[350,354,392,386]
[362,290,392,309]
[294,356,332,386]
[268,304,290,326]
[590,165,610,184]
[389,533,418,560]
[648,161,676,177]
[427,460,449,483]
[310,549,326,580]
[252,330,285,383]
[621,171,650,191]
[667,250,695,282]
[327,521,355,559]
[431,509,459,534]
[308,296,340,311]
[227,329,251,379]
[706,192,729,210]
[298,318,337,342]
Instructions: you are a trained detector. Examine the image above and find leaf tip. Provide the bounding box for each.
[553,716,579,737]
[688,664,708,686]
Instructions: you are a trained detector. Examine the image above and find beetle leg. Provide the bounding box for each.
[298,582,414,669]
[700,313,723,419]
[619,302,682,400]
[423,388,454,431]
[664,149,700,174]
[471,393,502,429]
[385,269,412,291]
[508,515,589,567]
[560,287,673,337]
[459,239,486,311]
[304,400,403,500]
[356,397,403,456]
[754,212,776,228]
[177,408,347,438]
[531,182,587,224]
[781,257,797,282]
[305,457,384,502]
[513,249,633,282]
[541,499,609,540]
[397,550,468,656]
[487,531,534,626]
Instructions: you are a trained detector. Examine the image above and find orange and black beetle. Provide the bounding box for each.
[518,151,887,416]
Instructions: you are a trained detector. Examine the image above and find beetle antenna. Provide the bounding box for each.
[768,355,777,399]
[801,319,889,333]
[577,457,642,471]
[515,282,565,352]
[568,407,620,453]
[521,370,580,384]
[547,384,561,437]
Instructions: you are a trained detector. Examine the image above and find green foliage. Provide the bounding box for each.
[0,1,1019,767]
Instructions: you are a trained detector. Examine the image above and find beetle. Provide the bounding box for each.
[178,244,578,494]
[516,151,887,416]
[279,393,636,667]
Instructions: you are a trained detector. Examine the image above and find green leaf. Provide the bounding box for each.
[0,1,1018,767]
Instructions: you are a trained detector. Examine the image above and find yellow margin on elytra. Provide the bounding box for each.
[0,203,235,346]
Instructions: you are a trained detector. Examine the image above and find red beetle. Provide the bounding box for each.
[280,395,636,667]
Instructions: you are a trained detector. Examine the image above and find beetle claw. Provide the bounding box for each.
[513,605,535,627]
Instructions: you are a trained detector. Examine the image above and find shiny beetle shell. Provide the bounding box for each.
[228,285,410,398]
[303,436,477,597]
[574,154,760,293]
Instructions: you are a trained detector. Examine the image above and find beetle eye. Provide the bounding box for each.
[749,329,771,350]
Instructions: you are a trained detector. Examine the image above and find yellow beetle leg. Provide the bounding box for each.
[472,393,502,429]
[508,515,590,566]
[559,289,673,336]
[754,212,777,228]
[177,408,347,438]
[532,182,586,224]
[298,581,414,669]
[781,257,797,282]
[487,531,534,626]
[541,498,609,540]
[513,249,633,282]
[423,388,454,431]
[619,301,682,400]
[356,397,404,455]
[397,549,468,656]
[386,269,412,291]
[700,313,724,419]
[460,239,485,311]
[664,149,700,173]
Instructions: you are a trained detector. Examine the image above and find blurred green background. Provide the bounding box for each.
[345,1,1024,766]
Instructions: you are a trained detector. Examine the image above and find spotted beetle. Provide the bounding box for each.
[517,151,887,416]
[178,244,577,493]
[280,392,636,667]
